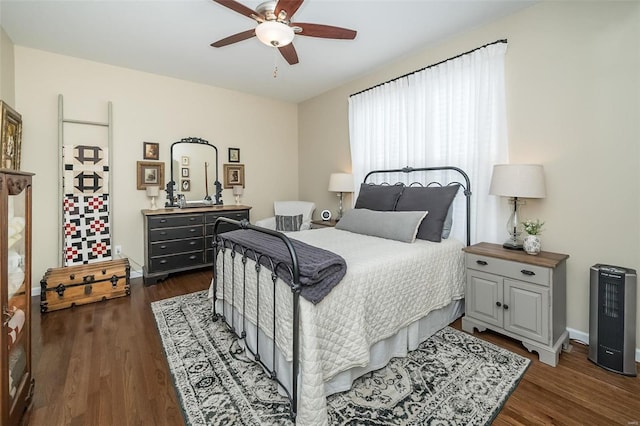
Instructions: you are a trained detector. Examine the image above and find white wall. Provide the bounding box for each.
[0,26,15,106]
[299,2,640,349]
[14,47,299,282]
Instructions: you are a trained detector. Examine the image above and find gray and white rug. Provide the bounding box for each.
[152,290,530,425]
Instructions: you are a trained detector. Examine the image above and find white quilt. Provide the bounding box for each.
[214,227,465,425]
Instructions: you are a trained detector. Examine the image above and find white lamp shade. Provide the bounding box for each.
[489,164,546,198]
[255,21,294,47]
[328,173,354,193]
[146,185,160,197]
[232,185,244,196]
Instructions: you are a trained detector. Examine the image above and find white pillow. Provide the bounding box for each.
[335,209,428,243]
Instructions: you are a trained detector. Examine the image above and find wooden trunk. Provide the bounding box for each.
[40,258,130,313]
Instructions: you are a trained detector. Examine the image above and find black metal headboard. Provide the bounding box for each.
[363,166,472,246]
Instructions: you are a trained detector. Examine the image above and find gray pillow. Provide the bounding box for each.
[394,185,460,242]
[335,209,428,243]
[276,214,303,232]
[442,204,454,239]
[354,183,404,211]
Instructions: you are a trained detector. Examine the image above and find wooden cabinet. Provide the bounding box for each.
[142,205,250,284]
[1,170,34,425]
[310,219,338,229]
[461,242,570,366]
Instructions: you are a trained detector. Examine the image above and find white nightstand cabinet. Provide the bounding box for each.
[461,242,570,366]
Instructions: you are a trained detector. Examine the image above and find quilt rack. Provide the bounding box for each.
[57,95,114,266]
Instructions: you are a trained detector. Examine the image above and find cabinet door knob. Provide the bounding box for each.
[521,269,535,276]
[496,301,502,307]
[503,304,509,310]
[476,260,488,266]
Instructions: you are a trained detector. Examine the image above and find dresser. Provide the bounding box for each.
[461,242,570,366]
[1,169,35,425]
[142,205,251,284]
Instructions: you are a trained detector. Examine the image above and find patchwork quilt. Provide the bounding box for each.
[62,145,112,266]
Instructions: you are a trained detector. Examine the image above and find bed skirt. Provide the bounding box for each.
[212,294,464,401]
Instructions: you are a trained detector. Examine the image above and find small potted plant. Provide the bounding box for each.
[522,219,544,255]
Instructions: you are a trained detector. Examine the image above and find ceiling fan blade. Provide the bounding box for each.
[293,23,357,40]
[278,43,299,65]
[212,0,262,20]
[211,29,256,47]
[274,0,304,20]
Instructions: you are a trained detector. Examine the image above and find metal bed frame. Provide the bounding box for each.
[211,166,471,420]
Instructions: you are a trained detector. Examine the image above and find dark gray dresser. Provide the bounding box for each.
[142,205,251,284]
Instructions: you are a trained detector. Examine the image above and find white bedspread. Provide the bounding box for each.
[214,227,465,425]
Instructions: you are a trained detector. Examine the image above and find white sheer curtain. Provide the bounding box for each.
[348,42,508,244]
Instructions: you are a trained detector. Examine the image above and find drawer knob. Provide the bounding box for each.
[476,260,488,266]
[496,301,502,307]
[503,304,509,310]
[521,269,535,276]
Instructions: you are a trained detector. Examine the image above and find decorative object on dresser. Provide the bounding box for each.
[40,258,130,313]
[137,161,165,190]
[328,172,354,220]
[166,138,223,207]
[232,185,243,205]
[320,209,331,221]
[146,185,160,210]
[522,218,544,255]
[142,205,251,285]
[143,141,159,160]
[1,169,35,425]
[489,164,546,250]
[462,242,570,366]
[1,101,22,170]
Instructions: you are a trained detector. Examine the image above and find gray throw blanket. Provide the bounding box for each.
[218,229,347,304]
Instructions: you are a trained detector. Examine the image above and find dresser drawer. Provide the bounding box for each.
[149,225,204,242]
[466,253,550,286]
[149,252,206,272]
[205,210,249,223]
[150,237,204,256]
[148,214,203,229]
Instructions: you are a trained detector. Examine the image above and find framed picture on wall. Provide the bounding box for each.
[136,161,165,190]
[223,164,245,189]
[181,179,191,192]
[181,167,189,177]
[181,156,190,166]
[228,147,240,163]
[143,141,159,160]
[0,101,22,170]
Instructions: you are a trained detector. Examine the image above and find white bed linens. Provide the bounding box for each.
[213,227,465,425]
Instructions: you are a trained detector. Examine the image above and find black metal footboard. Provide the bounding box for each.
[211,218,301,420]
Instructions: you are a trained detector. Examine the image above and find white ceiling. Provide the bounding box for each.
[1,0,534,103]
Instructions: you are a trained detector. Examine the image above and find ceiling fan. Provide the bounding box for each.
[210,0,357,65]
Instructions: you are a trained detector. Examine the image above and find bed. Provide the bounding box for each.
[210,166,472,425]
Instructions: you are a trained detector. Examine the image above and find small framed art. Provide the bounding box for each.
[181,167,190,178]
[228,147,240,163]
[136,161,165,190]
[181,156,190,166]
[181,179,191,192]
[143,142,159,160]
[223,164,245,189]
[1,101,22,170]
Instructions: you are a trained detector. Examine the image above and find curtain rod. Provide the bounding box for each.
[349,39,507,98]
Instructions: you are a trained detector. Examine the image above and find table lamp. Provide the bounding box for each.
[146,185,160,210]
[489,164,546,250]
[232,185,244,205]
[328,173,354,220]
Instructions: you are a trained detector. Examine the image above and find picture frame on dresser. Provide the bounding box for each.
[1,101,22,170]
[137,161,165,190]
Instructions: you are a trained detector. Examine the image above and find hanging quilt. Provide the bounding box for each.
[62,145,112,266]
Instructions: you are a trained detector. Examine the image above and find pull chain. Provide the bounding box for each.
[272,47,278,78]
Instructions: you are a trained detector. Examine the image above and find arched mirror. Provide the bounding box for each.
[165,137,223,207]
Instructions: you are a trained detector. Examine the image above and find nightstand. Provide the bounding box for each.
[311,219,338,229]
[461,242,570,367]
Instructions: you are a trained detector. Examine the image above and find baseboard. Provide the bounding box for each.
[567,327,640,363]
[31,269,143,297]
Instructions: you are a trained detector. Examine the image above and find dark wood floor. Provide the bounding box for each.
[24,269,639,425]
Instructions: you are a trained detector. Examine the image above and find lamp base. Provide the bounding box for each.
[502,239,524,250]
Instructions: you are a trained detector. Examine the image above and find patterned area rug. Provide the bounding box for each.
[152,291,530,425]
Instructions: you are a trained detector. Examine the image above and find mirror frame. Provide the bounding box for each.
[165,137,223,207]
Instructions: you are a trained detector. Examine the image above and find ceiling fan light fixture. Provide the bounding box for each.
[255,21,294,47]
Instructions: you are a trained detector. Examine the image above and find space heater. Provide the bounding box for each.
[589,264,637,376]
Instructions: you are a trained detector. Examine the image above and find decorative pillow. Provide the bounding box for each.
[275,214,303,232]
[394,184,460,242]
[335,209,428,243]
[442,204,454,239]
[354,183,405,211]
